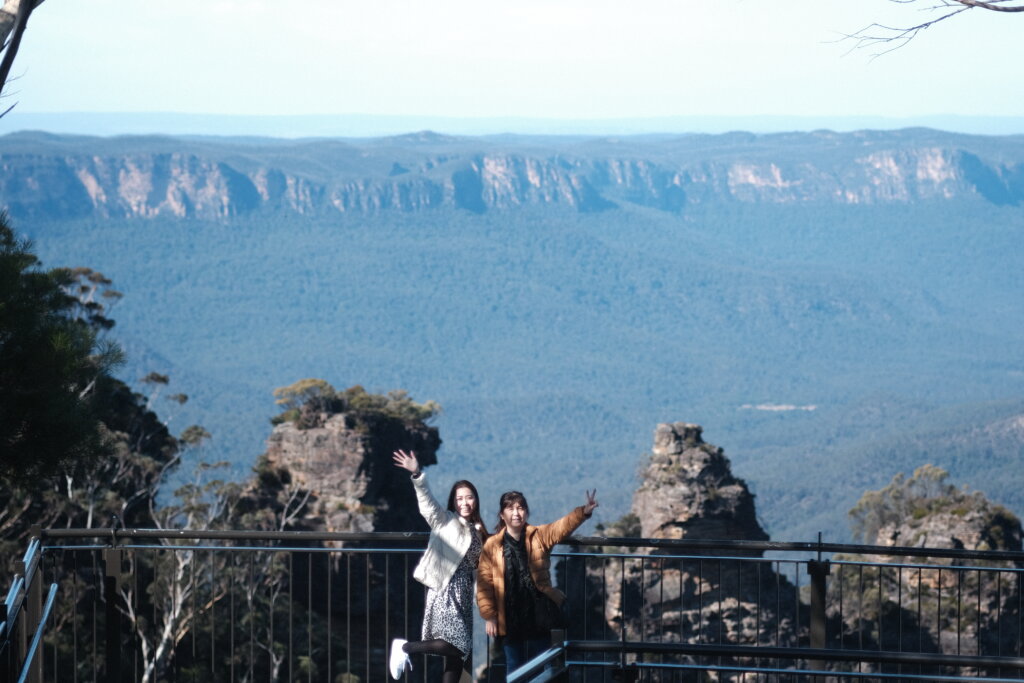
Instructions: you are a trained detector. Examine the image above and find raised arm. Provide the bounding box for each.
[536,489,598,550]
[393,449,446,529]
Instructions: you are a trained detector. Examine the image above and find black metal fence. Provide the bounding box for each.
[3,529,1024,682]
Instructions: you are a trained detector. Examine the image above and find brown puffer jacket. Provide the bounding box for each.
[476,505,590,636]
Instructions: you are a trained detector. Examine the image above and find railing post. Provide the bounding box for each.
[808,558,830,648]
[805,533,831,675]
[550,628,566,676]
[26,526,43,683]
[14,555,28,678]
[103,546,123,683]
[1,600,8,681]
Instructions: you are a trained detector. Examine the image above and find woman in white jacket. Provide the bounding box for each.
[390,449,489,682]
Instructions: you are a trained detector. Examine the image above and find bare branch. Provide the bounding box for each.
[954,0,1024,11]
[845,0,1023,53]
[0,0,43,99]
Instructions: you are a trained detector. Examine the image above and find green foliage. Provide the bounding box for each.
[0,213,125,482]
[615,512,642,537]
[112,454,248,681]
[273,378,337,412]
[0,371,182,559]
[0,219,237,681]
[0,243,203,640]
[849,464,952,542]
[342,385,441,423]
[271,380,440,429]
[848,464,1022,545]
[178,424,212,447]
[270,407,300,426]
[141,371,169,385]
[593,512,643,552]
[0,372,187,681]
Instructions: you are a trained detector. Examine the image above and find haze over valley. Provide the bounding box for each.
[3,127,1022,540]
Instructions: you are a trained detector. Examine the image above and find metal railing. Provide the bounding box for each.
[512,640,1024,683]
[1,529,1022,682]
[2,533,51,683]
[537,536,1024,682]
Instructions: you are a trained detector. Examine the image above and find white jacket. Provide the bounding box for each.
[411,472,477,592]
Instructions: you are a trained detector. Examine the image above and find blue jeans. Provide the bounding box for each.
[503,636,549,676]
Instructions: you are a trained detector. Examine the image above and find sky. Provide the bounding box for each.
[5,0,1024,134]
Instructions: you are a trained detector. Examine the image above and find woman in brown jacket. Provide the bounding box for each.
[476,489,598,675]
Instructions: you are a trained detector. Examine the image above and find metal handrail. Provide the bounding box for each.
[567,639,1024,670]
[564,534,1024,563]
[553,549,1024,576]
[8,528,1024,683]
[506,645,566,683]
[511,642,1024,683]
[2,536,41,636]
[50,544,428,555]
[2,535,44,682]
[506,640,1024,683]
[563,659,1024,683]
[1,576,24,638]
[40,528,431,542]
[15,583,57,683]
[20,538,41,587]
[38,527,1024,563]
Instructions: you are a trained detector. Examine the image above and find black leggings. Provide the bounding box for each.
[402,639,464,683]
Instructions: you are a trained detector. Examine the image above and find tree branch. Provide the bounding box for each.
[953,0,1024,11]
[845,0,1024,53]
[0,0,44,98]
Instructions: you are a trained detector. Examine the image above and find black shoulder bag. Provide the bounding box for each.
[533,591,566,631]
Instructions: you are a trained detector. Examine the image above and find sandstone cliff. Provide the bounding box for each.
[3,129,1024,220]
[630,423,769,545]
[229,393,443,680]
[582,423,803,651]
[831,466,1024,659]
[241,408,441,534]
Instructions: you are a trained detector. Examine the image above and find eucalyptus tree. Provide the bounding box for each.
[0,213,123,483]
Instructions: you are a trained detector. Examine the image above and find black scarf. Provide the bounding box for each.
[502,530,542,638]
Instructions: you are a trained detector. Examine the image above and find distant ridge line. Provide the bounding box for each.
[5,111,1024,138]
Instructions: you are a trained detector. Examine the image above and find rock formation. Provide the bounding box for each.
[4,129,1024,220]
[249,410,440,534]
[576,432,1024,680]
[830,466,1024,660]
[230,393,443,681]
[574,423,804,655]
[630,422,769,545]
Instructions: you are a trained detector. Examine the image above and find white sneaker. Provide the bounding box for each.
[389,638,411,679]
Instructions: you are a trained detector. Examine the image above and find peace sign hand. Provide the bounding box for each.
[583,489,599,515]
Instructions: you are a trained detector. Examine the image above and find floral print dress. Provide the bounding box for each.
[421,528,482,657]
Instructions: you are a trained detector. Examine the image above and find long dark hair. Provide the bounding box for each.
[448,480,489,538]
[494,490,529,532]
